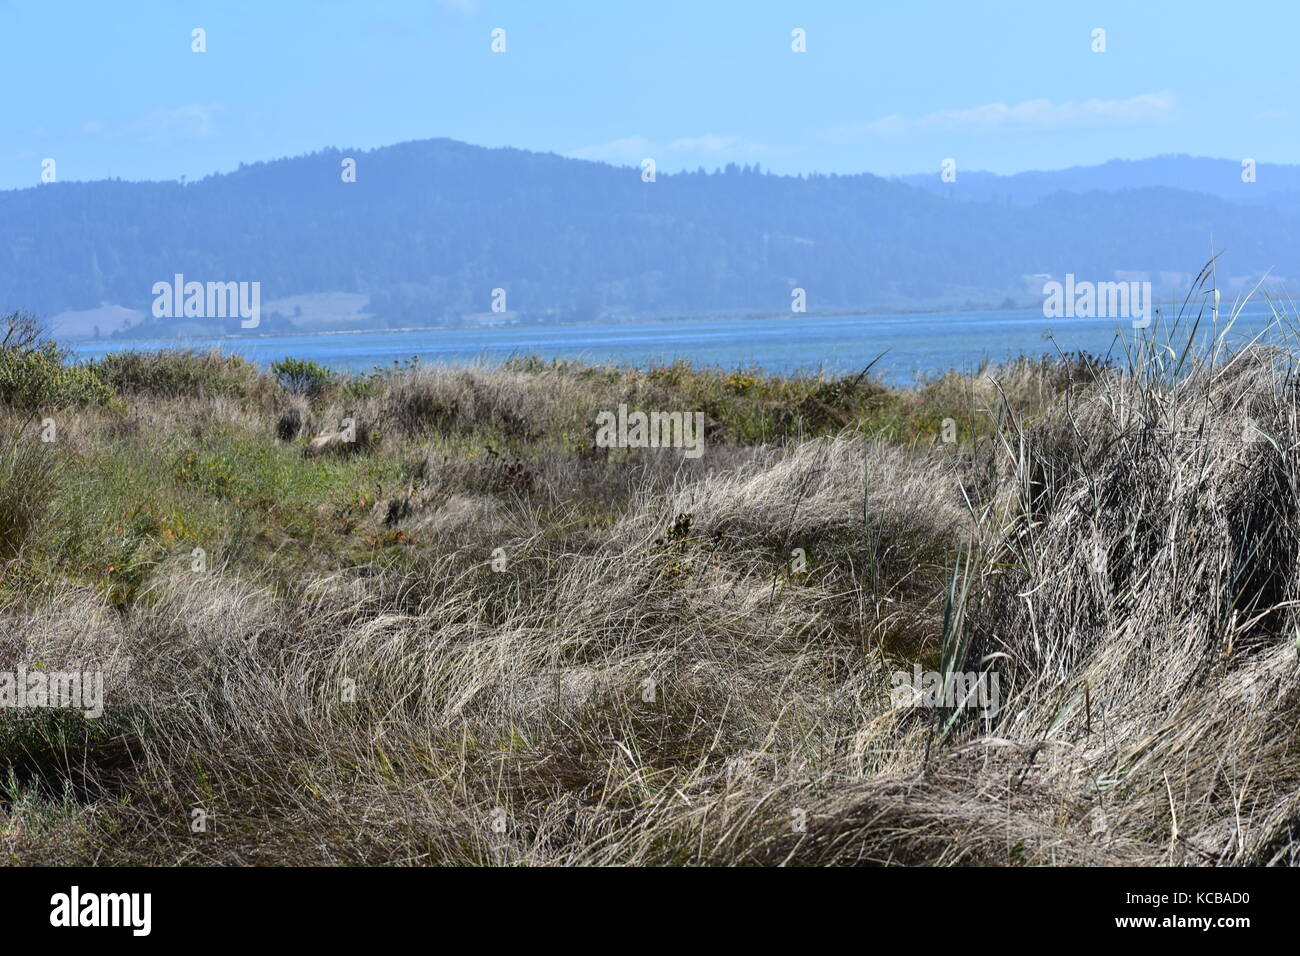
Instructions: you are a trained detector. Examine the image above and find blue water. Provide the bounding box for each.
[66,307,1285,386]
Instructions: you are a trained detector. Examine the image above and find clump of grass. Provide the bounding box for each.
[0,433,61,563]
[92,348,267,401]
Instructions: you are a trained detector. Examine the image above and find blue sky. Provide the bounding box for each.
[1,0,1294,190]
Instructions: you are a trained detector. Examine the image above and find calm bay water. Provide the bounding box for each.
[67,306,1283,386]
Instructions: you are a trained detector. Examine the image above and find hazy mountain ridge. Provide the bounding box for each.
[2,140,1297,338]
[896,154,1300,205]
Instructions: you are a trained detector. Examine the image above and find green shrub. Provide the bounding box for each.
[338,374,382,401]
[271,357,333,397]
[0,312,112,410]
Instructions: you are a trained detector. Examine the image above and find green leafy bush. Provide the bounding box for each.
[0,312,112,410]
[271,357,333,397]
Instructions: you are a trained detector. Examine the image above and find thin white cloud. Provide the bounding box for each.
[81,104,221,144]
[435,0,479,14]
[841,91,1176,137]
[567,134,766,164]
[567,136,653,162]
[667,135,763,154]
[130,104,220,143]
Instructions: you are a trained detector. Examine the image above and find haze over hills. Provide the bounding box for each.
[2,138,1297,340]
[896,154,1300,206]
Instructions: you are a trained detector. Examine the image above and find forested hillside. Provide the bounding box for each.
[2,138,1297,333]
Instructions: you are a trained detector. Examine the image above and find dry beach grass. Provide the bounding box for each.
[1,292,1298,866]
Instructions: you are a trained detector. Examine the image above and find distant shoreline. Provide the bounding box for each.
[90,301,1045,345]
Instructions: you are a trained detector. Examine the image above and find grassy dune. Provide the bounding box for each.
[1,305,1299,866]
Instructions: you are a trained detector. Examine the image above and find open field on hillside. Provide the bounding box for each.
[1,300,1298,866]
